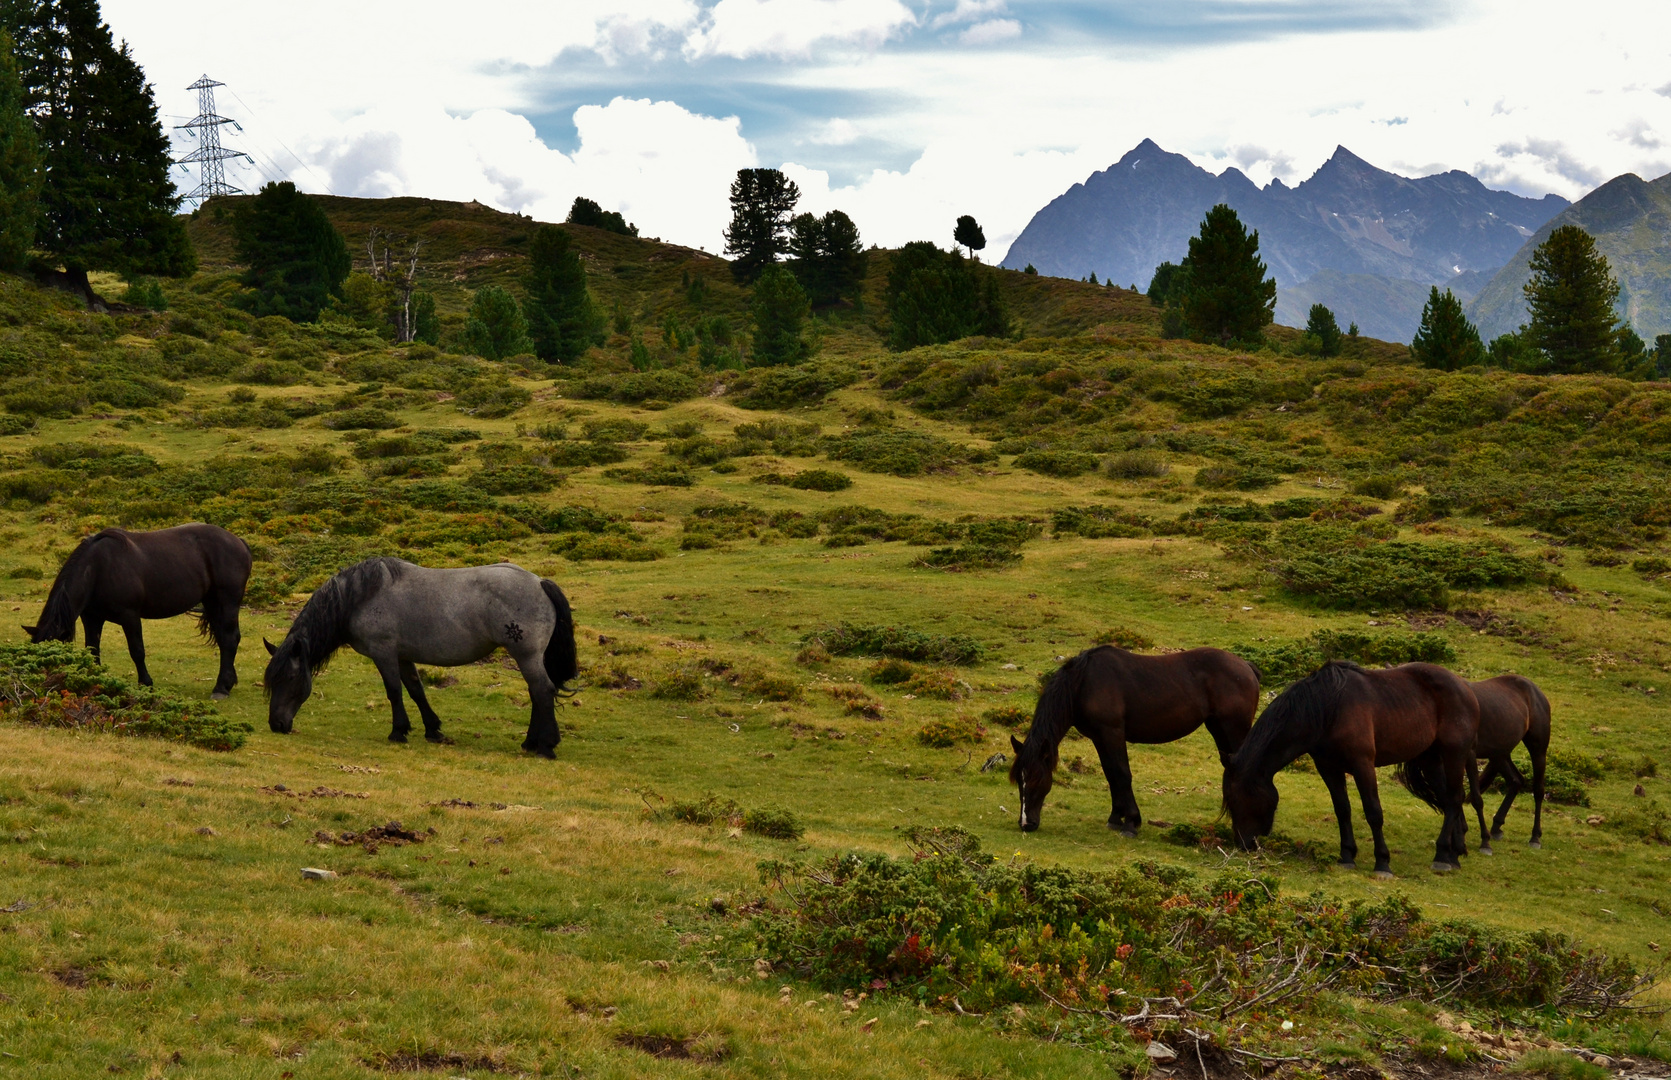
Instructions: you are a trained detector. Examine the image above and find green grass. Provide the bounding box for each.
[1,213,1670,1076]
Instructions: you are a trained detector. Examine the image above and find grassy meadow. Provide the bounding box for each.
[1,202,1669,1077]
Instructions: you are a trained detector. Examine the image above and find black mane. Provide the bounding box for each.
[1017,647,1103,770]
[275,557,405,677]
[1231,659,1361,778]
[34,531,119,639]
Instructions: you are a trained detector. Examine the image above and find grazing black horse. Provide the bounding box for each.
[24,524,252,698]
[263,557,578,757]
[1008,646,1261,835]
[1223,660,1480,876]
[1467,675,1552,851]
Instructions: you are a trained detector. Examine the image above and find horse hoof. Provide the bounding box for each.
[532,746,556,760]
[1115,827,1137,839]
[389,733,409,744]
[425,732,450,744]
[1336,860,1356,870]
[210,691,230,701]
[1431,861,1453,874]
[1528,840,1542,849]
[1478,844,1494,856]
[1372,870,1394,881]
[1490,828,1504,840]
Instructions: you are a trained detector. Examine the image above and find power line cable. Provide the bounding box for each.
[224,87,336,195]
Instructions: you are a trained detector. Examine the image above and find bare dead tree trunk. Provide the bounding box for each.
[364,228,426,342]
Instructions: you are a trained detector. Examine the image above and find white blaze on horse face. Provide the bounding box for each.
[1018,780,1027,828]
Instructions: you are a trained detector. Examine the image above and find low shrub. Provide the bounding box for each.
[232,359,309,386]
[1194,464,1280,490]
[867,658,916,684]
[1051,504,1153,539]
[471,464,560,495]
[572,370,699,404]
[1351,474,1405,499]
[811,624,983,665]
[650,663,708,700]
[1231,629,1457,686]
[911,544,1022,571]
[1093,627,1155,650]
[823,429,993,477]
[730,362,857,410]
[744,806,805,840]
[549,533,661,561]
[903,669,969,701]
[753,827,1647,1015]
[670,793,740,826]
[1013,449,1099,477]
[1103,450,1169,479]
[544,441,630,467]
[0,641,251,751]
[916,715,984,747]
[740,669,802,702]
[602,464,694,487]
[323,407,399,431]
[0,468,76,504]
[754,468,853,491]
[456,380,532,418]
[981,705,1030,727]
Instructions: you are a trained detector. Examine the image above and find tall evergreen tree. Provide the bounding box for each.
[1178,204,1275,346]
[522,224,604,363]
[565,196,637,237]
[5,0,193,302]
[1523,225,1623,374]
[723,168,799,283]
[749,265,811,366]
[885,241,1007,350]
[1304,302,1343,357]
[0,29,39,272]
[232,181,350,323]
[953,214,985,258]
[462,285,531,362]
[787,209,866,306]
[1410,287,1485,371]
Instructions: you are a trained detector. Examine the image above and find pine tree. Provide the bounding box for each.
[522,225,604,363]
[412,292,439,345]
[566,196,637,237]
[787,209,866,306]
[749,265,810,366]
[7,0,193,302]
[953,215,985,258]
[723,168,799,283]
[1178,204,1275,346]
[1410,287,1485,371]
[232,181,351,323]
[885,241,1007,350]
[462,286,530,362]
[0,29,39,272]
[1523,225,1623,374]
[1305,303,1342,357]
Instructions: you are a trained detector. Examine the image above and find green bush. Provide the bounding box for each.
[544,441,629,467]
[916,715,983,747]
[232,359,309,386]
[1194,463,1280,490]
[1093,627,1155,650]
[471,464,560,495]
[744,806,805,840]
[1013,449,1098,477]
[754,828,1644,1014]
[650,663,708,700]
[1232,629,1458,686]
[1051,504,1153,538]
[867,658,916,684]
[981,705,1030,727]
[549,533,661,562]
[601,464,694,487]
[323,407,399,431]
[823,429,992,477]
[572,370,699,404]
[1103,450,1169,479]
[731,362,857,409]
[0,468,75,504]
[0,641,251,751]
[456,380,532,418]
[811,624,982,665]
[754,468,853,492]
[911,544,1022,571]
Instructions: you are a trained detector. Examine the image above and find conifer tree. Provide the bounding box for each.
[885,241,1007,350]
[412,292,439,345]
[749,265,811,366]
[6,0,193,301]
[1178,204,1275,346]
[462,285,530,362]
[1523,225,1623,374]
[0,29,39,272]
[787,209,866,306]
[232,181,350,323]
[1410,287,1485,371]
[723,168,799,283]
[1305,302,1342,357]
[953,215,985,258]
[522,224,604,363]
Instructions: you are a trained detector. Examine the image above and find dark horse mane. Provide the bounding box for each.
[269,557,405,683]
[35,530,120,639]
[1014,647,1105,772]
[1232,660,1364,777]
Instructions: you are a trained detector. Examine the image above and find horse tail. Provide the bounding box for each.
[1394,752,1450,814]
[540,579,579,695]
[1243,659,1265,687]
[34,531,118,641]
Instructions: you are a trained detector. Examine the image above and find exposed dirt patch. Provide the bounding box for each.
[312,821,431,854]
[49,965,93,989]
[366,1050,509,1073]
[262,785,368,800]
[614,1032,727,1063]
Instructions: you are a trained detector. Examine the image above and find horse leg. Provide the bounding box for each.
[398,661,445,742]
[1088,732,1139,836]
[372,655,413,743]
[1487,755,1523,841]
[1468,755,1492,857]
[1350,768,1393,878]
[119,618,152,687]
[510,645,560,759]
[1203,716,1239,769]
[206,595,241,700]
[82,615,105,664]
[1529,743,1547,849]
[1433,752,1471,871]
[1316,757,1358,868]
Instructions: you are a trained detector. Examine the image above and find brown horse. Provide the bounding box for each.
[1467,675,1551,851]
[24,524,252,698]
[1008,646,1261,835]
[1223,661,1480,876]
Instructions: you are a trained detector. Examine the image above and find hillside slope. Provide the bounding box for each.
[1468,169,1671,340]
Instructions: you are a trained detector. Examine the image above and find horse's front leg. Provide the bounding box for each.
[1315,756,1358,868]
[398,661,446,742]
[371,655,413,743]
[119,618,152,686]
[1432,752,1471,871]
[1088,731,1139,836]
[1351,767,1393,878]
[510,645,560,759]
[82,615,105,664]
[205,594,241,700]
[1469,755,1493,856]
[1528,747,1546,849]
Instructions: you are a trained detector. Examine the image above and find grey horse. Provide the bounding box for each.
[263,557,577,757]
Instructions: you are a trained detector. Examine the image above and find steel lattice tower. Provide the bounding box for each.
[174,76,251,205]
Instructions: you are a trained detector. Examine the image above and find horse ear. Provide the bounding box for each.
[1010,734,1024,756]
[21,625,35,637]
[263,637,277,655]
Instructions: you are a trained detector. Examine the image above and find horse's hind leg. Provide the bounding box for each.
[119,618,152,686]
[82,615,105,664]
[371,655,414,743]
[1316,757,1358,868]
[1468,756,1493,856]
[1088,732,1140,836]
[398,661,446,742]
[1350,767,1393,878]
[1486,755,1524,841]
[205,594,241,700]
[1528,743,1547,849]
[510,645,560,759]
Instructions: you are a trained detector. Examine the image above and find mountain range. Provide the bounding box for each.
[1001,140,1570,342]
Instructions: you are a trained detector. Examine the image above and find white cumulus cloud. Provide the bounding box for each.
[685,0,916,59]
[959,18,1020,45]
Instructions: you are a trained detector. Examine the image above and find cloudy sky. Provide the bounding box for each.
[107,0,1671,261]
